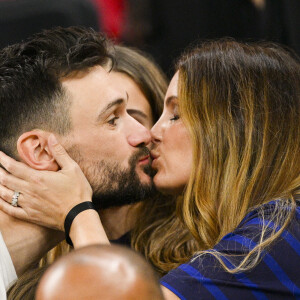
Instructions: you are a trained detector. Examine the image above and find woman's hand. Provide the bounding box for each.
[0,134,93,232]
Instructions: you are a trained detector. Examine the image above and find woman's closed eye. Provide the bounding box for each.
[170,115,180,121]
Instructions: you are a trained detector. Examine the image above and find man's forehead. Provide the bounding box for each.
[61,66,127,108]
[61,65,109,84]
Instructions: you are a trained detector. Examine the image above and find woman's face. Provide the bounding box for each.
[151,72,193,195]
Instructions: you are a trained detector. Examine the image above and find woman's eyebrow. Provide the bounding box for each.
[165,96,178,107]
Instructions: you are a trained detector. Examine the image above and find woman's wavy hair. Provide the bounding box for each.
[177,40,300,273]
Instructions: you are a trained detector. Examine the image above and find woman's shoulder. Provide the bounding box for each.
[160,200,300,299]
[219,199,300,255]
[237,199,300,231]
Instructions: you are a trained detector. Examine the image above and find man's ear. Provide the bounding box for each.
[17,130,59,171]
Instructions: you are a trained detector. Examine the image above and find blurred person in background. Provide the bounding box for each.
[36,245,164,300]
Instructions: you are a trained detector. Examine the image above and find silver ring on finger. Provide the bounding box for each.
[11,191,20,207]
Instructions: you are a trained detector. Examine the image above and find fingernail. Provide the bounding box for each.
[48,134,58,146]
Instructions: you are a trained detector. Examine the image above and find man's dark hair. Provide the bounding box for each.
[0,26,112,157]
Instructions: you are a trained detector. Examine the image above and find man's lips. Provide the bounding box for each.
[138,155,150,164]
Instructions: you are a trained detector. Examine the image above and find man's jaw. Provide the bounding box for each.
[136,163,152,185]
[91,148,157,210]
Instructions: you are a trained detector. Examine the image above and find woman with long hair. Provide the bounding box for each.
[1,40,300,299]
[155,40,300,298]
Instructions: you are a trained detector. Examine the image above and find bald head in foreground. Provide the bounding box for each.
[35,244,164,300]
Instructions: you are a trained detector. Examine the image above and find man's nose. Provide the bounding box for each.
[127,120,152,147]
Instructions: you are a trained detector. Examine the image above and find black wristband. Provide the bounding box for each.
[64,201,96,247]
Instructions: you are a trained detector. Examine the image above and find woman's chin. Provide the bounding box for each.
[153,174,185,196]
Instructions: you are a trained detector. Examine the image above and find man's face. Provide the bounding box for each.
[60,66,154,209]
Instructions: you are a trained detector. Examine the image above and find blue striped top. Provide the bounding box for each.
[161,201,300,299]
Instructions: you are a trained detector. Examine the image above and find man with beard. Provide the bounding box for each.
[0,26,158,298]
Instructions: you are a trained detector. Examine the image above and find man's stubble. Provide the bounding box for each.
[66,145,157,209]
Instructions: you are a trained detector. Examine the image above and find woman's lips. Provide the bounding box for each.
[150,151,159,160]
[150,151,160,167]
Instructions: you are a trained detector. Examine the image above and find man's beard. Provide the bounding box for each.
[67,146,157,209]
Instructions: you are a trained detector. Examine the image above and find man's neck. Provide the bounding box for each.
[98,204,139,240]
[0,211,64,276]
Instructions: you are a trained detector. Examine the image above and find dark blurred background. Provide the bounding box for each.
[0,0,299,76]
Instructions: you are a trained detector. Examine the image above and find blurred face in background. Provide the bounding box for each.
[110,72,154,130]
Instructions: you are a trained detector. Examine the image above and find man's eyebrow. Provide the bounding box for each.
[97,98,124,121]
[127,109,148,120]
[165,96,178,106]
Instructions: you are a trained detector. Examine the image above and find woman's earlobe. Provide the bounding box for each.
[17,131,59,171]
